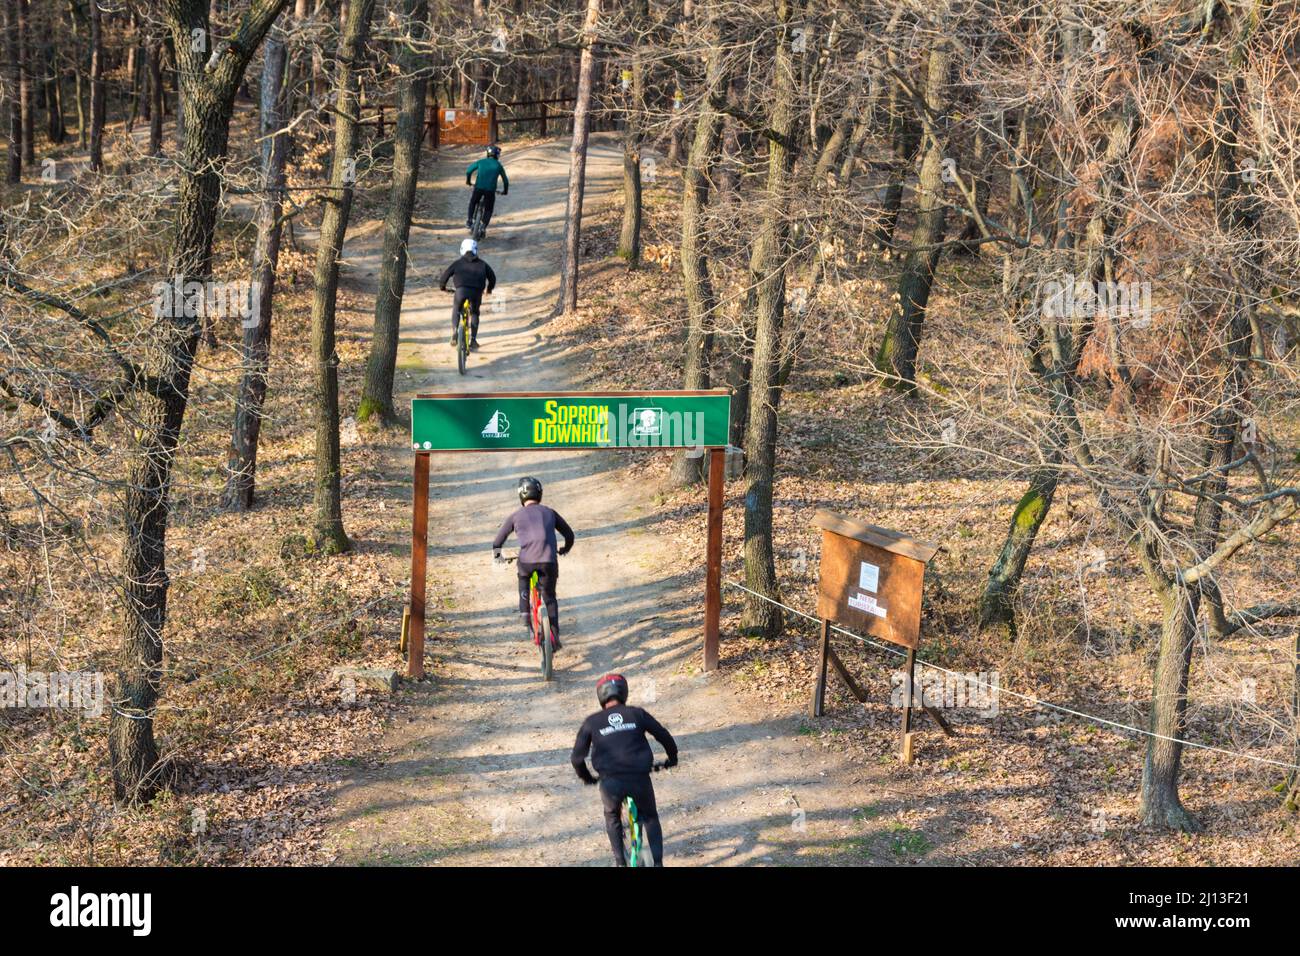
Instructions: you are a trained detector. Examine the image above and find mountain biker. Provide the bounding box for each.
[438,238,496,351]
[571,673,678,867]
[492,476,574,649]
[466,144,508,234]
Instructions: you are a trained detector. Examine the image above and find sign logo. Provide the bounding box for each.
[481,410,510,438]
[607,713,623,728]
[631,407,662,437]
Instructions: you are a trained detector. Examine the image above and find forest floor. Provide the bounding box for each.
[321,136,908,866]
[3,108,1297,865]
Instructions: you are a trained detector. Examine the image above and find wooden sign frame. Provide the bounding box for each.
[809,509,953,763]
[405,390,730,681]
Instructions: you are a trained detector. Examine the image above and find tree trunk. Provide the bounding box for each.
[359,0,428,426]
[955,126,990,253]
[307,0,375,554]
[148,41,164,155]
[875,43,950,391]
[71,7,86,149]
[17,0,32,167]
[872,77,920,247]
[44,34,65,144]
[978,465,1057,633]
[1141,61,1256,830]
[616,0,648,268]
[741,0,801,639]
[4,0,20,182]
[87,0,104,171]
[554,0,601,317]
[668,21,728,488]
[223,31,289,511]
[109,0,291,803]
[1139,584,1204,831]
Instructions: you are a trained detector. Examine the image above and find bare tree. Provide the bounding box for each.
[306,0,376,554]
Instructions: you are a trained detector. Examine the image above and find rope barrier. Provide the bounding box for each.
[725,579,1300,772]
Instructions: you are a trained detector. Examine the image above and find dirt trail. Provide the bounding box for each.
[324,136,896,866]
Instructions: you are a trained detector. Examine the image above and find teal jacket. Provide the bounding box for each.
[467,157,508,193]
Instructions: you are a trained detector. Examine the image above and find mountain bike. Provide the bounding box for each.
[502,555,558,681]
[613,761,668,867]
[446,291,471,375]
[469,188,502,241]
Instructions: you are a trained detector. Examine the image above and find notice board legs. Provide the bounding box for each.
[703,447,724,671]
[811,618,830,717]
[900,648,916,764]
[408,452,430,679]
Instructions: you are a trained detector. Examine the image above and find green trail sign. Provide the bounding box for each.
[411,390,730,452]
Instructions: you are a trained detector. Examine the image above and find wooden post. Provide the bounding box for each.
[488,103,498,143]
[900,647,916,764]
[811,618,830,717]
[430,99,439,149]
[408,452,430,678]
[703,446,724,671]
[539,102,547,137]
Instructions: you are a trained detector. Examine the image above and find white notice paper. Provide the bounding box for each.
[858,562,880,593]
[847,592,887,618]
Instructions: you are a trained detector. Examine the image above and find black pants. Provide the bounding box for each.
[517,561,559,638]
[599,773,663,866]
[451,287,484,340]
[467,187,496,229]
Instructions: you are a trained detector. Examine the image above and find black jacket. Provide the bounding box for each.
[571,704,678,781]
[439,253,497,293]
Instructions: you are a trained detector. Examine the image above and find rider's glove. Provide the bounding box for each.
[558,546,570,556]
[502,189,508,196]
[493,550,504,564]
[663,755,678,769]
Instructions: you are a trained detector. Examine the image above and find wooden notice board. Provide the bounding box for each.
[810,509,947,762]
[438,108,491,146]
[814,510,938,650]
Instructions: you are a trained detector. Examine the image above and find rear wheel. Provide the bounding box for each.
[538,607,554,682]
[622,798,639,866]
[457,317,468,375]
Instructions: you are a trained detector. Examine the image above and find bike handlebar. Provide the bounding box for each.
[496,551,567,564]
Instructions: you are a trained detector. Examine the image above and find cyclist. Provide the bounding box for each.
[438,238,496,350]
[571,673,678,867]
[466,144,509,234]
[492,476,574,648]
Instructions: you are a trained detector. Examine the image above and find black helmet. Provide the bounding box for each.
[596,673,628,706]
[518,476,543,505]
[486,144,501,159]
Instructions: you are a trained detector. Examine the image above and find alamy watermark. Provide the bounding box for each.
[1,667,104,717]
[890,668,1000,718]
[152,275,261,327]
[1040,273,1152,327]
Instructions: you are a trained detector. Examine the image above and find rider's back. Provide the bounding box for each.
[440,252,495,292]
[468,156,507,191]
[573,704,675,777]
[492,503,571,564]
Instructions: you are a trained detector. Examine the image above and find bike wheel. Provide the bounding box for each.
[457,319,468,375]
[538,608,554,682]
[622,799,639,867]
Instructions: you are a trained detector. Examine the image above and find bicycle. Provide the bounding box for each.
[502,554,559,681]
[596,761,668,867]
[469,187,502,241]
[446,291,471,375]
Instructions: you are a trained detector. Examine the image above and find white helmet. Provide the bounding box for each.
[460,238,478,256]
